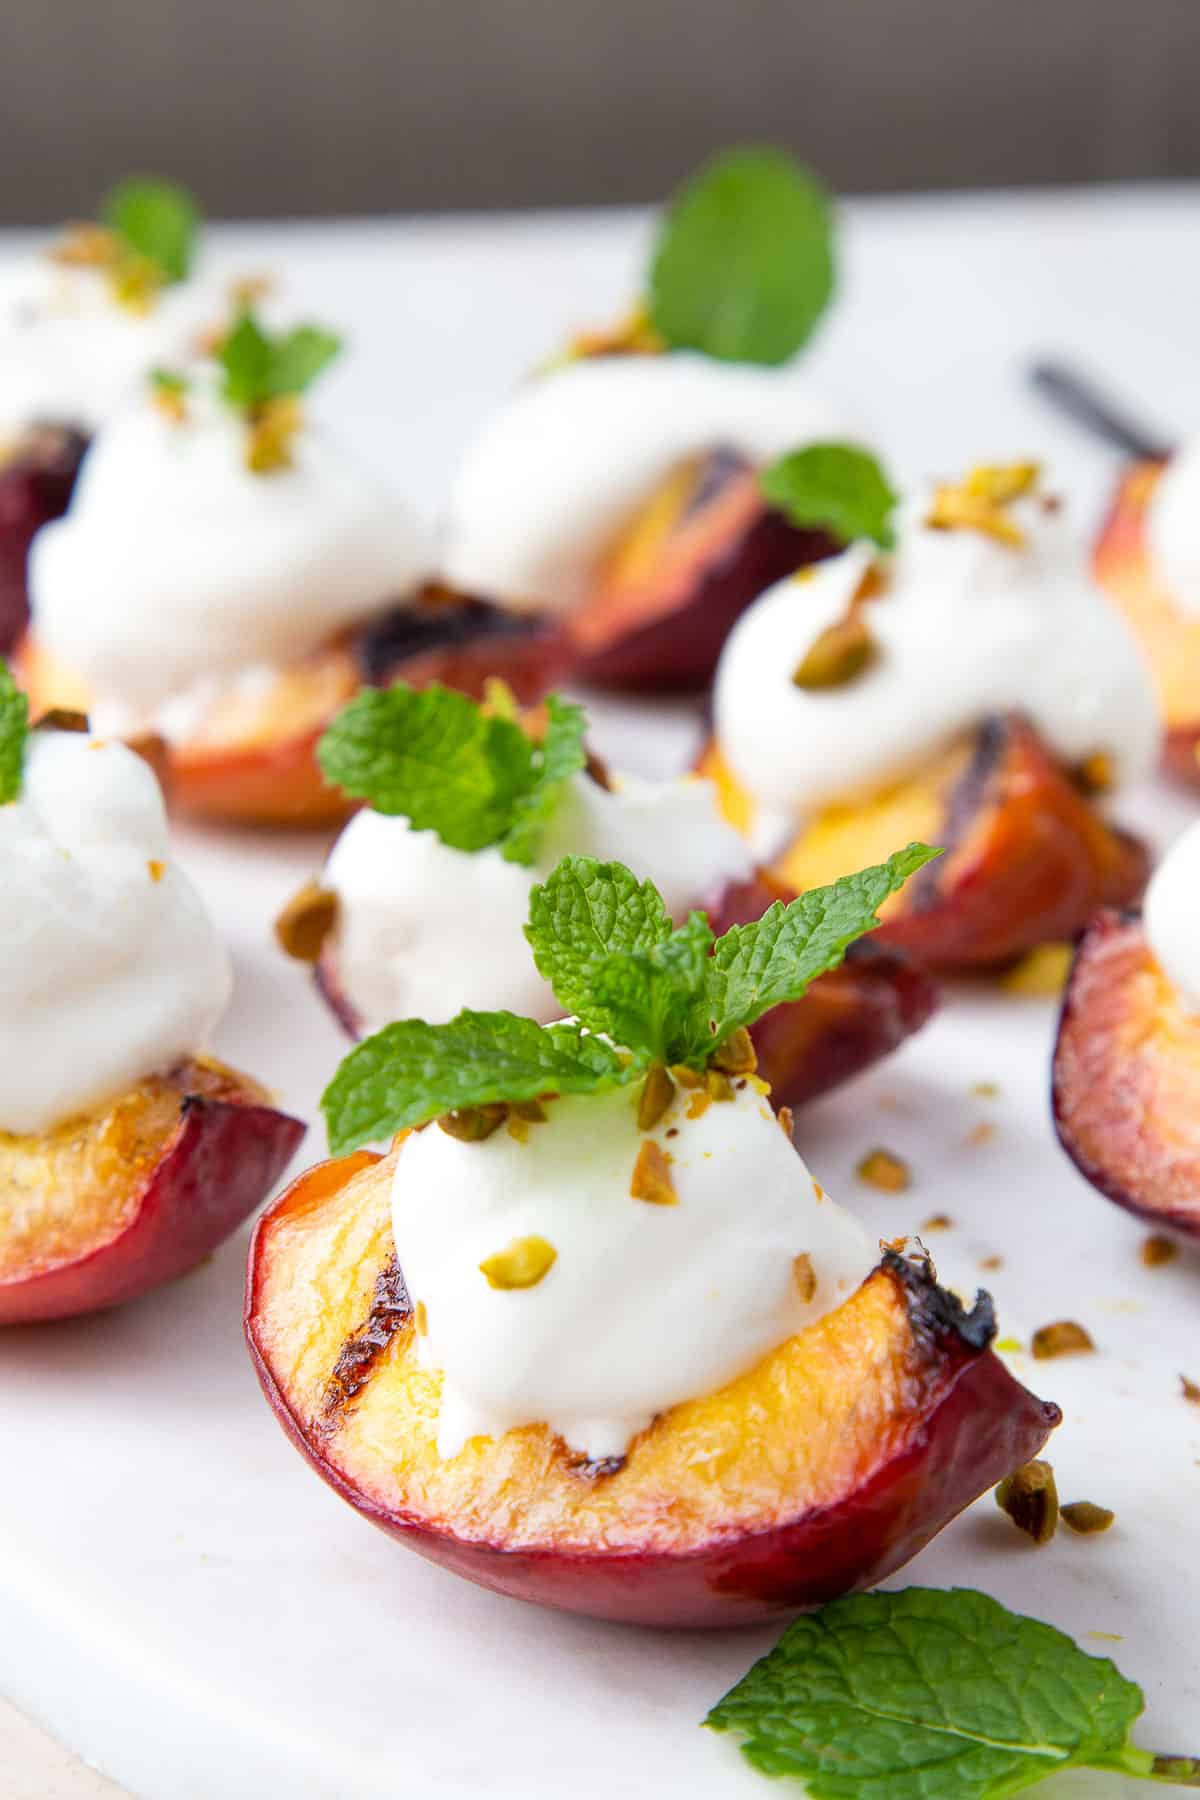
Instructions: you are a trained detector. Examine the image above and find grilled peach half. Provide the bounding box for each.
[1053,911,1200,1237]
[313,869,937,1113]
[700,712,1149,972]
[18,590,569,828]
[566,449,835,690]
[0,424,88,653]
[0,1057,305,1325]
[246,1146,1059,1628]
[1094,462,1200,785]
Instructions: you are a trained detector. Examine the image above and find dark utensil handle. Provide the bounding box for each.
[1030,362,1174,463]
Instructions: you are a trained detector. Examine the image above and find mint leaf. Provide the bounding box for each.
[589,910,714,1063]
[694,842,940,1056]
[647,147,835,366]
[0,661,29,805]
[318,683,534,852]
[319,684,584,864]
[761,441,900,550]
[216,309,341,413]
[502,695,587,866]
[525,855,674,1031]
[102,177,198,284]
[706,1586,1198,1799]
[321,1011,636,1154]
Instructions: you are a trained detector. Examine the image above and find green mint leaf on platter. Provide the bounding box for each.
[647,147,836,366]
[526,845,936,1068]
[102,177,199,284]
[217,308,341,413]
[500,695,588,865]
[318,684,586,866]
[694,842,938,1056]
[321,1012,636,1155]
[0,661,29,805]
[706,1585,1200,1798]
[761,441,900,550]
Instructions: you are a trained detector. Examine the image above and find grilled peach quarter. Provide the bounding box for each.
[1093,461,1200,785]
[0,425,89,653]
[246,1146,1059,1628]
[700,712,1148,972]
[18,590,569,828]
[566,448,836,690]
[1053,911,1200,1238]
[0,1058,305,1325]
[315,869,938,1113]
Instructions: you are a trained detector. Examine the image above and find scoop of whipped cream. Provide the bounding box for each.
[1146,444,1200,617]
[29,383,431,717]
[0,255,212,439]
[324,768,753,1034]
[443,351,855,612]
[393,1078,872,1462]
[0,731,232,1134]
[714,485,1160,841]
[1143,821,1200,1010]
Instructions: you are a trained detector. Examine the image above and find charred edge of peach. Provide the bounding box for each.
[880,1246,996,1355]
[905,716,1009,915]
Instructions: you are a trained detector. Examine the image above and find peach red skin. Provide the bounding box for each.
[0,1093,305,1326]
[246,1174,1059,1630]
[1053,910,1200,1238]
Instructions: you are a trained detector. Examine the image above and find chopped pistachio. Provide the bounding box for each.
[926,462,1039,549]
[856,1147,911,1193]
[792,1252,817,1303]
[921,1213,954,1232]
[630,1139,677,1206]
[274,880,339,964]
[509,1099,548,1124]
[995,1335,1024,1353]
[1061,1500,1115,1536]
[1031,1319,1095,1360]
[506,1116,530,1143]
[50,222,118,268]
[705,1068,736,1103]
[636,1063,675,1132]
[686,1089,712,1120]
[970,1080,1000,1098]
[567,299,665,362]
[980,1254,1005,1272]
[479,1234,557,1290]
[1074,750,1115,796]
[245,394,305,474]
[710,1027,758,1076]
[1181,1374,1200,1404]
[437,1103,508,1143]
[964,461,1041,504]
[414,1299,428,1336]
[792,612,877,690]
[1141,1233,1179,1268]
[777,1104,795,1139]
[481,675,519,720]
[147,859,165,883]
[995,1459,1059,1546]
[670,1063,705,1090]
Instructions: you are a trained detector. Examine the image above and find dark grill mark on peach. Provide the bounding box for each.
[319,1253,411,1432]
[355,592,543,686]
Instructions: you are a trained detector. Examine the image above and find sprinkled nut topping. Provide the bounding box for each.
[1061,1501,1115,1536]
[1031,1319,1095,1360]
[685,1090,712,1121]
[927,461,1041,547]
[245,394,306,474]
[414,1299,428,1336]
[636,1063,675,1131]
[856,1147,911,1193]
[479,1235,558,1290]
[921,1213,954,1232]
[705,1068,736,1103]
[1142,1234,1179,1268]
[710,1027,758,1076]
[437,1103,509,1143]
[275,880,339,964]
[630,1139,677,1206]
[1181,1374,1200,1404]
[995,1459,1059,1546]
[792,611,877,690]
[147,860,165,883]
[1074,750,1115,796]
[792,1252,817,1303]
[777,1105,795,1139]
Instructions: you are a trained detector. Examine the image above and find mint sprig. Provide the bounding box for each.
[706,1586,1199,1798]
[102,177,199,285]
[647,147,835,366]
[525,845,937,1068]
[761,441,900,550]
[317,685,586,867]
[0,661,29,805]
[322,1014,634,1156]
[216,308,341,414]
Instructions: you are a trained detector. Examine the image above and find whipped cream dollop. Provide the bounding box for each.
[444,351,854,612]
[0,256,210,439]
[30,385,431,717]
[714,488,1160,841]
[393,1078,872,1461]
[1143,822,1200,1011]
[1146,444,1200,617]
[324,768,753,1033]
[0,731,232,1135]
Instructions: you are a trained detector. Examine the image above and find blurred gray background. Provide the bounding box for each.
[3,0,1198,222]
